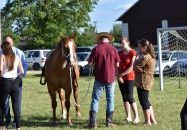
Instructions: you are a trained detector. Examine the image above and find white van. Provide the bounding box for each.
[25,49,51,70]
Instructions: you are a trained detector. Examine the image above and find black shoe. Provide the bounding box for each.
[12,122,16,128]
[85,110,97,129]
[4,120,12,128]
[106,111,116,127]
[85,123,97,129]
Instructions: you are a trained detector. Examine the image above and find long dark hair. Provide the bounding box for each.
[139,39,156,58]
[1,41,15,71]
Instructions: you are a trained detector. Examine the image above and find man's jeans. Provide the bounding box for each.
[4,81,22,124]
[90,80,115,113]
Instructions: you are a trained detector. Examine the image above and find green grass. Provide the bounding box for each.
[12,71,187,130]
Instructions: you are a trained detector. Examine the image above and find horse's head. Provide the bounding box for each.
[60,33,77,68]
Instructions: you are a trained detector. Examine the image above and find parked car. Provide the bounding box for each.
[76,46,94,52]
[154,50,187,75]
[170,59,187,76]
[82,64,95,75]
[76,52,91,75]
[25,49,51,70]
[23,50,28,57]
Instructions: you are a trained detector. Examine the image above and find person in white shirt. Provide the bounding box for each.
[1,35,28,128]
[0,41,24,130]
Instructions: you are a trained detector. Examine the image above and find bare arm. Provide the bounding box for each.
[0,55,4,76]
[88,61,93,66]
[115,62,124,83]
[17,56,24,76]
[115,62,120,76]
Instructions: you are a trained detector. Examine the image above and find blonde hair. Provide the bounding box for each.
[120,36,130,46]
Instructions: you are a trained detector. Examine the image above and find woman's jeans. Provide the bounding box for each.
[90,80,115,113]
[0,78,20,128]
[4,80,22,126]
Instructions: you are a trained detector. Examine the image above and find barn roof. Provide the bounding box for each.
[116,0,140,21]
[116,0,187,23]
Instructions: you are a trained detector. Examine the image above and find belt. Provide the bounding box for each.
[1,77,16,81]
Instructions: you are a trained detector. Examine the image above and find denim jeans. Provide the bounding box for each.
[90,80,115,113]
[0,79,20,128]
[4,80,22,125]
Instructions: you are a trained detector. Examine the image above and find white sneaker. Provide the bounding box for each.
[122,118,132,123]
[132,119,140,124]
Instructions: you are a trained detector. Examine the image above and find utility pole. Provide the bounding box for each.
[93,21,97,33]
[93,21,97,44]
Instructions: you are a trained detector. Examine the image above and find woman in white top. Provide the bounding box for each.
[0,41,24,130]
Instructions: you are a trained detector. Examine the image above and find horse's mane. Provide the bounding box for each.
[54,36,65,56]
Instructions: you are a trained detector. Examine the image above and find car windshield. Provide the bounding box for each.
[155,52,172,60]
[77,53,89,61]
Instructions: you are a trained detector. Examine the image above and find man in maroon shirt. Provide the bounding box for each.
[86,32,120,128]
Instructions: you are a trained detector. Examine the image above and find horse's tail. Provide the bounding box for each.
[40,65,46,85]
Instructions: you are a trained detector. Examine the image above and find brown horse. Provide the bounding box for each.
[40,33,81,126]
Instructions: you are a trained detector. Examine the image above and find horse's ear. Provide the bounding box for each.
[71,32,76,39]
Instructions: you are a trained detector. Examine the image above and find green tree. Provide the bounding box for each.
[1,0,98,49]
[110,23,122,43]
[76,24,96,46]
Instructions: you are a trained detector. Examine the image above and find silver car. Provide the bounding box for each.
[76,52,91,75]
[154,50,187,76]
[170,59,187,76]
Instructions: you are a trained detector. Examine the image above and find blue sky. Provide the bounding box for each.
[0,0,138,32]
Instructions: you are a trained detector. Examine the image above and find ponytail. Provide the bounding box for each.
[148,42,156,58]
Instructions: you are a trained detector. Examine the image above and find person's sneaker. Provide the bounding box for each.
[4,120,12,128]
[6,124,13,129]
[3,120,12,127]
[12,122,16,128]
[122,118,132,123]
[132,119,140,124]
[84,123,97,129]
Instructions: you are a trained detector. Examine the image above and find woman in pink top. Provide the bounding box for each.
[116,36,139,124]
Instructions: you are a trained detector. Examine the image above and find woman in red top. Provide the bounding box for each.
[117,36,139,124]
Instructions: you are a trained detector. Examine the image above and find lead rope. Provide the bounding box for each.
[69,65,94,107]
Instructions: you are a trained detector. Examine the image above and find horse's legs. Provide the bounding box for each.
[59,88,66,119]
[48,86,57,124]
[65,90,72,126]
[73,80,81,116]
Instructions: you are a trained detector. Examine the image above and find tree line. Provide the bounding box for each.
[1,0,121,50]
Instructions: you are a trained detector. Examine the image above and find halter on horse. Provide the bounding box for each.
[40,33,80,126]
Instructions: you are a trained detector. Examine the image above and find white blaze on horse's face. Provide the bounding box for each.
[68,41,75,66]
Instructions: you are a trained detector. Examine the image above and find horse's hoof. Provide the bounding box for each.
[62,110,67,120]
[76,113,81,117]
[67,122,73,126]
[62,116,67,120]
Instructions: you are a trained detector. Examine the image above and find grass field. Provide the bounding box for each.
[11,70,187,130]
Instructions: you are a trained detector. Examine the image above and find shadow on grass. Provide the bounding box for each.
[21,116,88,128]
[32,74,91,78]
[33,74,42,77]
